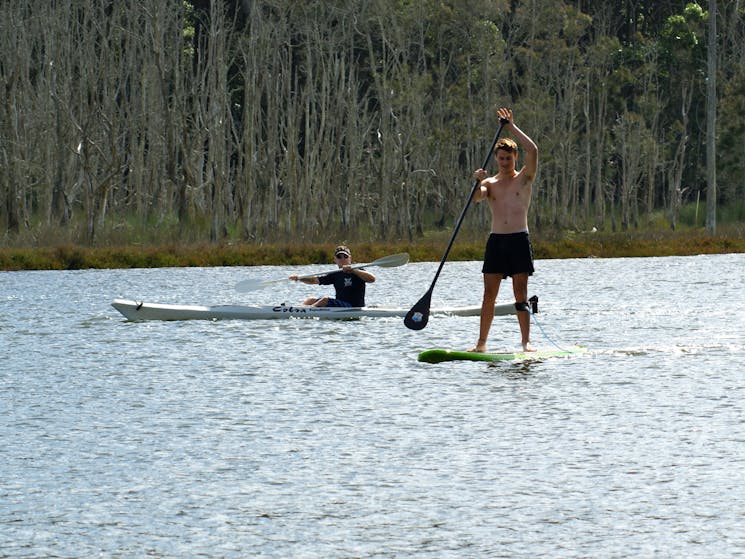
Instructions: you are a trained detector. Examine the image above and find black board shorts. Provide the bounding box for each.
[482,232,535,277]
[325,298,353,308]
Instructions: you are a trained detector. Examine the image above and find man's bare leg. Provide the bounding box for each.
[512,273,534,352]
[311,296,329,307]
[516,309,533,352]
[468,274,501,352]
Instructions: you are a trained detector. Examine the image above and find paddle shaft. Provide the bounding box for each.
[295,252,408,281]
[236,253,409,292]
[404,121,506,329]
[427,121,506,292]
[295,262,372,282]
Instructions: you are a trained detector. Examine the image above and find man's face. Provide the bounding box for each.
[335,253,351,267]
[495,149,517,171]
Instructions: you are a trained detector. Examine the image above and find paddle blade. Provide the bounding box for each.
[370,252,409,268]
[404,289,432,330]
[235,278,280,292]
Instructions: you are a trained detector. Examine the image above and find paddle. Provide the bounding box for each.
[404,119,507,330]
[235,252,410,292]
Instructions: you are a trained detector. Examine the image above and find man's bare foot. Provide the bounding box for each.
[523,342,535,352]
[467,343,487,353]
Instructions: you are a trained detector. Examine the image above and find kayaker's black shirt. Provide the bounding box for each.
[318,270,367,307]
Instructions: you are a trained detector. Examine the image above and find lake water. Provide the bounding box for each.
[2,253,744,558]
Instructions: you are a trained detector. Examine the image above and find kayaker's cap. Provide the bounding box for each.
[335,245,351,258]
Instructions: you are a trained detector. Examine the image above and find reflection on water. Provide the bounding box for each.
[2,254,744,558]
[490,359,545,377]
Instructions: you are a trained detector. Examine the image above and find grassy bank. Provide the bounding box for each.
[1,227,744,271]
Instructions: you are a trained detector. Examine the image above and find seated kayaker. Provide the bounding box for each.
[289,245,375,307]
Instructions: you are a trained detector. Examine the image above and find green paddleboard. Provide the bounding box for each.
[417,346,587,364]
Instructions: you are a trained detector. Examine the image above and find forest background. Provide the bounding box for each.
[2,0,744,269]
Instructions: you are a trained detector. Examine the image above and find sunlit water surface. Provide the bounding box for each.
[2,254,744,558]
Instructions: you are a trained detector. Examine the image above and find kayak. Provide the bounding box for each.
[111,298,518,322]
[417,346,587,363]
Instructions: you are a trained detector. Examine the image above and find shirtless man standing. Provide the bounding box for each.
[468,108,538,353]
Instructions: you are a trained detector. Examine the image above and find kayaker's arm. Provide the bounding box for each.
[289,275,320,285]
[344,266,375,283]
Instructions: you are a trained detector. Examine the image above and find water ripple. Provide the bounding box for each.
[2,254,745,557]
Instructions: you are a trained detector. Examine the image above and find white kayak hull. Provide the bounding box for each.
[111,298,517,322]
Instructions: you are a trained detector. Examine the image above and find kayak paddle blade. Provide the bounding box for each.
[235,278,274,292]
[404,290,432,330]
[371,252,410,268]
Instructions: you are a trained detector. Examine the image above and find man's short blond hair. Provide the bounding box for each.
[495,138,518,154]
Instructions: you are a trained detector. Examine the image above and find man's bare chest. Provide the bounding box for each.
[487,180,524,201]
